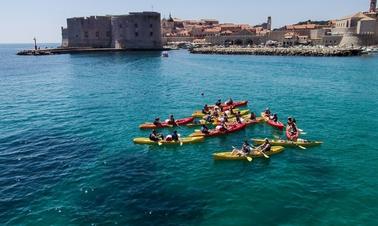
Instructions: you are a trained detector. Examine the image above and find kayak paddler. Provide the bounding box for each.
[149,130,163,142]
[236,111,243,124]
[215,99,222,107]
[201,125,210,134]
[231,140,252,156]
[255,138,271,153]
[153,117,162,127]
[264,108,271,116]
[167,114,177,126]
[202,104,210,114]
[225,98,234,106]
[250,112,256,120]
[271,113,278,122]
[215,122,228,132]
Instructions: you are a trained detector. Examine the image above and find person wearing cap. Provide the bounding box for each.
[201,124,209,134]
[171,131,179,141]
[153,117,162,127]
[250,112,256,120]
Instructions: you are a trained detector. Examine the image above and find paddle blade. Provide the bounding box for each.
[298,145,307,150]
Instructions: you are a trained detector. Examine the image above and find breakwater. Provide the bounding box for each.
[17,47,168,56]
[190,47,363,57]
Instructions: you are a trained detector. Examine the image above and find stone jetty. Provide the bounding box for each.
[17,47,169,56]
[190,47,363,57]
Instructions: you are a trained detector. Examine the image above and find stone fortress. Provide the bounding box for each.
[61,12,162,49]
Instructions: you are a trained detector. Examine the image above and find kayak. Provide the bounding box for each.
[267,119,284,130]
[192,109,250,118]
[209,101,248,111]
[261,112,284,130]
[213,146,285,160]
[189,123,247,137]
[133,136,204,145]
[139,117,194,129]
[286,126,300,141]
[252,139,322,148]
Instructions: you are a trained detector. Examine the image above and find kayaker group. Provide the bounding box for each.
[138,99,304,146]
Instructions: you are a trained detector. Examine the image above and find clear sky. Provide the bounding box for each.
[0,0,369,43]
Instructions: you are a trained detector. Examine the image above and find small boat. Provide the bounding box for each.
[189,123,246,137]
[252,138,322,148]
[213,146,285,160]
[261,112,284,130]
[139,117,194,129]
[133,136,204,145]
[162,51,169,57]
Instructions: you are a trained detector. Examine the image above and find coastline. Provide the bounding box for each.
[190,46,364,57]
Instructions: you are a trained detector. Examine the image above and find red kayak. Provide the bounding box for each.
[139,117,194,129]
[286,126,300,141]
[209,101,248,111]
[190,123,246,137]
[267,119,284,130]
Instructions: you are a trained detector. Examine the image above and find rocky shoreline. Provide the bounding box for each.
[190,47,364,57]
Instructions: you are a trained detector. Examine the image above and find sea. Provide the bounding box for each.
[0,44,377,226]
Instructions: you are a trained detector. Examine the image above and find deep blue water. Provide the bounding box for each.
[0,44,377,225]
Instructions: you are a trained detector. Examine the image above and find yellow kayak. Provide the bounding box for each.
[213,146,285,160]
[252,139,323,148]
[192,109,250,118]
[133,136,204,145]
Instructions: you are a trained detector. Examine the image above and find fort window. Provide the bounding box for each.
[96,32,99,38]
[119,24,123,29]
[150,24,153,28]
[150,32,153,36]
[84,31,89,38]
[135,32,139,37]
[134,23,138,28]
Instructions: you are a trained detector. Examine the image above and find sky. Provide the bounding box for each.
[0,0,369,43]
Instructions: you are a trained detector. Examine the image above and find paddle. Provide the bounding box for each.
[178,134,183,146]
[297,144,306,150]
[232,146,252,162]
[253,147,270,159]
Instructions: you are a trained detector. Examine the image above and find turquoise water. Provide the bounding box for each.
[1,44,377,225]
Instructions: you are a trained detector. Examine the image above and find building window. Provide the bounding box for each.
[84,31,88,38]
[96,31,99,38]
[135,32,138,37]
[106,31,111,37]
[150,24,153,28]
[150,32,153,36]
[134,23,138,28]
[119,24,123,29]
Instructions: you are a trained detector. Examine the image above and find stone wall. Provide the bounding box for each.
[66,16,112,48]
[62,12,162,49]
